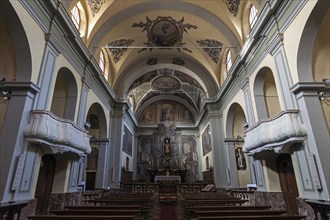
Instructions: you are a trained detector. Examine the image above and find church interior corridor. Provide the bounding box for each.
[0,0,329,219]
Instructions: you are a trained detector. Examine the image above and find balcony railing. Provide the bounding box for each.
[24,110,91,155]
[243,110,306,155]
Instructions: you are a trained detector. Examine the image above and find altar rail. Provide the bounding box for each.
[119,182,208,193]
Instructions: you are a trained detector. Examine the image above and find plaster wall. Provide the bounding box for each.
[10,1,45,83]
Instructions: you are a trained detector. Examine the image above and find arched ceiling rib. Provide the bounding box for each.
[67,0,249,122]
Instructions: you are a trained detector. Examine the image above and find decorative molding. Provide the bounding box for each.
[146,57,158,65]
[132,16,198,53]
[196,39,223,63]
[87,0,105,17]
[108,39,135,63]
[223,0,240,16]
[172,57,185,65]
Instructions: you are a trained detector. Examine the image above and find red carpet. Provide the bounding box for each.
[159,205,177,220]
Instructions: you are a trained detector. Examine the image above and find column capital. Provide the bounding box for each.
[240,77,250,91]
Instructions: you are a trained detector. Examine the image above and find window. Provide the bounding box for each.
[71,5,80,30]
[249,5,258,29]
[226,50,232,72]
[99,50,105,73]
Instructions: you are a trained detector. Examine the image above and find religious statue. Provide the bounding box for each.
[163,138,171,156]
[235,146,246,170]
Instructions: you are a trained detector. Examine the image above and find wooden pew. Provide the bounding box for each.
[196,216,306,220]
[194,210,287,216]
[50,209,141,216]
[88,198,152,206]
[64,205,143,210]
[28,215,135,220]
[185,205,271,211]
[185,199,248,206]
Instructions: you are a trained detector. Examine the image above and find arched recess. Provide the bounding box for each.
[297,3,330,133]
[295,2,330,194]
[297,1,329,82]
[0,1,32,81]
[0,1,32,131]
[50,67,78,121]
[226,103,249,187]
[254,67,280,120]
[85,102,108,190]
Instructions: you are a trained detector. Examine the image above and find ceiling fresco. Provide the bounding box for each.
[61,0,266,125]
[132,16,198,53]
[127,68,206,113]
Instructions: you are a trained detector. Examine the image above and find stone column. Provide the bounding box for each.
[95,139,110,189]
[240,77,258,185]
[207,103,228,188]
[108,103,126,188]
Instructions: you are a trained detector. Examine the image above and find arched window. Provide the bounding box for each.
[226,50,232,73]
[99,50,105,72]
[249,5,258,29]
[71,5,80,30]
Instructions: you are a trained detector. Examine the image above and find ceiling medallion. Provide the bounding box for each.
[196,39,223,64]
[108,39,135,63]
[223,0,240,16]
[132,16,198,53]
[87,0,105,16]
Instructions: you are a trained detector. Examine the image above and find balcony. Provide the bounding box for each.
[24,110,91,155]
[243,110,306,156]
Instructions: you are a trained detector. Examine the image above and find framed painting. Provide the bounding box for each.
[123,125,132,156]
[202,125,212,156]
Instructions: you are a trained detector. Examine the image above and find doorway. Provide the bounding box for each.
[277,154,299,215]
[35,155,56,214]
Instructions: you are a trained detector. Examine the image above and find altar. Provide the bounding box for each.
[148,169,187,182]
[155,175,181,183]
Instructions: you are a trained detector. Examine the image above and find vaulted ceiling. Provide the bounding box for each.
[61,0,262,122]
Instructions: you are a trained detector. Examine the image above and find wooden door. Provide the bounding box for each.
[35,155,56,214]
[277,154,299,215]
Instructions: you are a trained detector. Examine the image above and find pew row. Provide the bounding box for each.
[196,216,306,220]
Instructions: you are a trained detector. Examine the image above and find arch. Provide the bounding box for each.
[114,62,217,98]
[135,95,199,125]
[50,67,78,121]
[297,1,329,81]
[0,1,32,81]
[253,66,280,120]
[87,1,241,53]
[225,103,247,138]
[86,102,108,138]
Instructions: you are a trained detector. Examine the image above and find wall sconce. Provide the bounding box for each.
[318,78,330,103]
[0,76,11,103]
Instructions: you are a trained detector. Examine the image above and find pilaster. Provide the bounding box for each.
[108,103,127,188]
[206,103,227,188]
[0,82,40,202]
